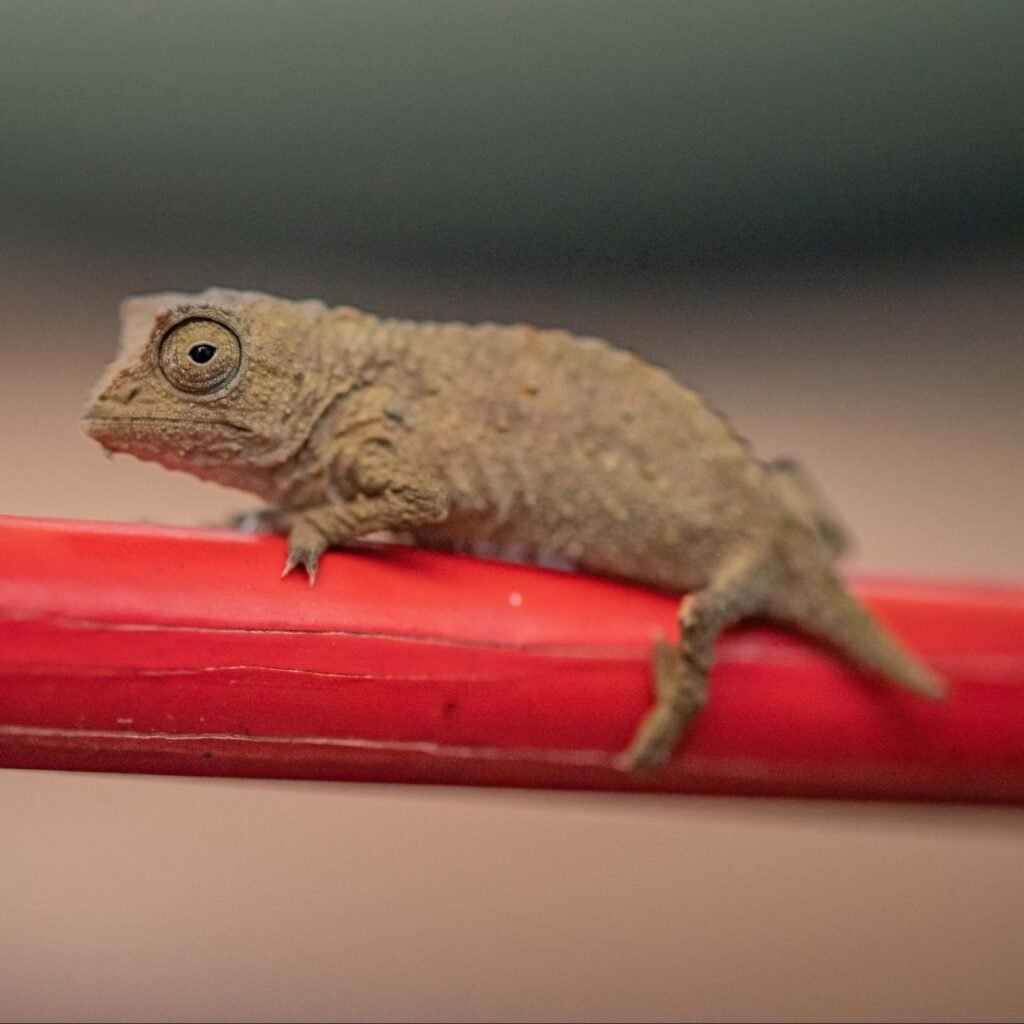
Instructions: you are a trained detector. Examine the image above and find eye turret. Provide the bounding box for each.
[159,317,242,395]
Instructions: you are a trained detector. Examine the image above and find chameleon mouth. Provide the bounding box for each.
[82,413,269,480]
[83,414,255,439]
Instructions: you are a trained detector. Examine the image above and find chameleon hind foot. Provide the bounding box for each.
[620,637,708,771]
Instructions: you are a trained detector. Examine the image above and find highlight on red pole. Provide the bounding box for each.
[0,514,1022,802]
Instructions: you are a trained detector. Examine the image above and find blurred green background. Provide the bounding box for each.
[2,0,1022,273]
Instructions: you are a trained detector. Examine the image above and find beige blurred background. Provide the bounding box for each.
[2,3,1023,1021]
[3,243,1023,1024]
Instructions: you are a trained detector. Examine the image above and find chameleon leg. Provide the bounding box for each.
[281,485,449,584]
[622,558,768,771]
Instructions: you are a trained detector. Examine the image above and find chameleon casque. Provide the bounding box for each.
[84,289,943,769]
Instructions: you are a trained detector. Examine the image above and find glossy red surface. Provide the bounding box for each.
[1,514,1021,800]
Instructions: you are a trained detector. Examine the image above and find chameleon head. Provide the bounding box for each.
[83,288,329,499]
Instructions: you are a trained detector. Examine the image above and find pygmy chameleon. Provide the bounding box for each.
[84,289,943,769]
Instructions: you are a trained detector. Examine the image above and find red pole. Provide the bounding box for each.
[1,514,1021,801]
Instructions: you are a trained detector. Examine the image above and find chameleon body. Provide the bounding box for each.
[84,289,943,769]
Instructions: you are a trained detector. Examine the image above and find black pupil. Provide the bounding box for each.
[188,343,217,364]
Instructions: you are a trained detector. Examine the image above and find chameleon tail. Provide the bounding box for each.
[765,560,944,699]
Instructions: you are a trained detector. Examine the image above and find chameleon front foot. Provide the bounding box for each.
[281,518,328,586]
[619,637,708,771]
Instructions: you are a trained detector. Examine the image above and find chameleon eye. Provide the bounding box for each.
[159,318,242,395]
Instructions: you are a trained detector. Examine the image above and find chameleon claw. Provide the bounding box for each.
[282,543,321,585]
[282,516,327,586]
